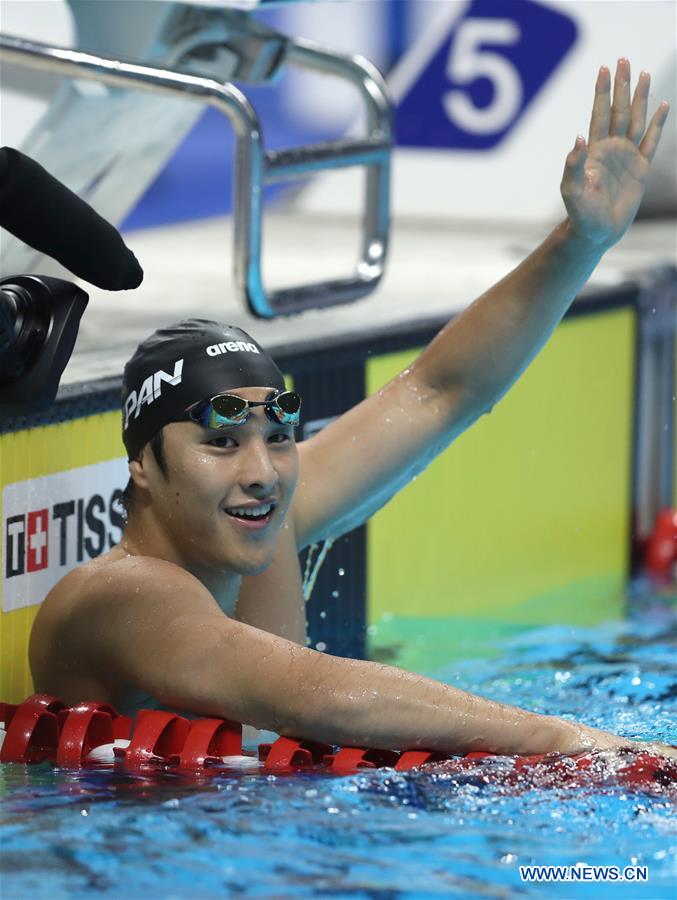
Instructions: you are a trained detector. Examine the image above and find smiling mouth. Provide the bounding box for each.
[223,502,276,528]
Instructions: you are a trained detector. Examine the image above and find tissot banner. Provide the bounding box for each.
[2,459,128,612]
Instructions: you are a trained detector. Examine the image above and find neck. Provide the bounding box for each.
[120,506,241,615]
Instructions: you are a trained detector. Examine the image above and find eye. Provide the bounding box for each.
[208,435,237,448]
[268,431,291,444]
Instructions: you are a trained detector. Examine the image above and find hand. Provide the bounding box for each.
[624,740,677,761]
[560,58,670,250]
[566,723,677,760]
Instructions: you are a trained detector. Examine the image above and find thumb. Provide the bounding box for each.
[560,134,588,203]
[561,135,588,193]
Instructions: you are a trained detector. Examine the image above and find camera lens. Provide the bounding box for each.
[0,281,51,378]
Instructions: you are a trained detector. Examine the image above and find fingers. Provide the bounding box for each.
[639,100,671,161]
[609,57,632,137]
[587,59,670,158]
[627,70,651,144]
[588,66,611,144]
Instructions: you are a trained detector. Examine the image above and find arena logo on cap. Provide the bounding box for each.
[124,358,184,428]
[2,459,127,612]
[206,341,259,357]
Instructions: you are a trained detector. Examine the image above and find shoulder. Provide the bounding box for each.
[37,555,219,650]
[54,556,223,684]
[31,559,103,642]
[76,555,220,620]
[42,553,206,606]
[31,554,228,707]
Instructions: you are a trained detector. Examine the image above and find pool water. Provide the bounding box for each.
[1,601,675,899]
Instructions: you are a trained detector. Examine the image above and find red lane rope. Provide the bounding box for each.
[1,695,675,790]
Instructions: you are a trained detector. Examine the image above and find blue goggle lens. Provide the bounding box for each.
[193,390,301,429]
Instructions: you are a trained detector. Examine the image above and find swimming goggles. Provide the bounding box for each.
[182,390,301,429]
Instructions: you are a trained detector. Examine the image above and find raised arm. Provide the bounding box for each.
[61,556,671,757]
[293,60,670,549]
[410,60,669,409]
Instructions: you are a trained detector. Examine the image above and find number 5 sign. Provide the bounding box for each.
[396,0,578,150]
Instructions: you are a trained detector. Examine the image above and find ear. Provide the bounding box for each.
[128,451,150,491]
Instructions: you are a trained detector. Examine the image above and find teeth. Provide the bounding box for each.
[226,503,273,518]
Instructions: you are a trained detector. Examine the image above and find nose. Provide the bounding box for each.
[238,436,279,496]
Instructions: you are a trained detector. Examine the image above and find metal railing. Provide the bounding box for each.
[0,32,392,318]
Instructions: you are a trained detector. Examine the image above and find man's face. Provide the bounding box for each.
[141,386,299,575]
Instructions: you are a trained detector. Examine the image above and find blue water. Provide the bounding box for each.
[1,604,675,899]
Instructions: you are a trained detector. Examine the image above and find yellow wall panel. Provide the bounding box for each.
[1,411,124,702]
[366,309,635,636]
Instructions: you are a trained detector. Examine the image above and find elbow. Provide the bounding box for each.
[443,381,494,432]
[279,657,381,748]
[466,388,500,421]
[453,393,494,431]
[248,686,305,735]
[271,651,351,742]
[249,647,337,738]
[270,695,325,741]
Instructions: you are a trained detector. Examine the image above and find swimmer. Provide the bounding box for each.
[30,60,675,759]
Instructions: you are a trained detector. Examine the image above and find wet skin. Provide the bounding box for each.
[28,61,676,757]
[30,387,303,707]
[118,386,299,605]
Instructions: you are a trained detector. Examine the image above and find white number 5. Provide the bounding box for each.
[444,18,523,135]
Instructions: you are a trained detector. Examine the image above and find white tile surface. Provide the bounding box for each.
[62,213,677,385]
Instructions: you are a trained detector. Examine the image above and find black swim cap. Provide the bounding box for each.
[121,319,285,459]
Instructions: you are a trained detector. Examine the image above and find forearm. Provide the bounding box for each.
[236,587,307,646]
[282,653,615,756]
[235,522,308,646]
[413,219,605,411]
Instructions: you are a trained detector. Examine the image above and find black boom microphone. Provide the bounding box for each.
[0,147,143,290]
